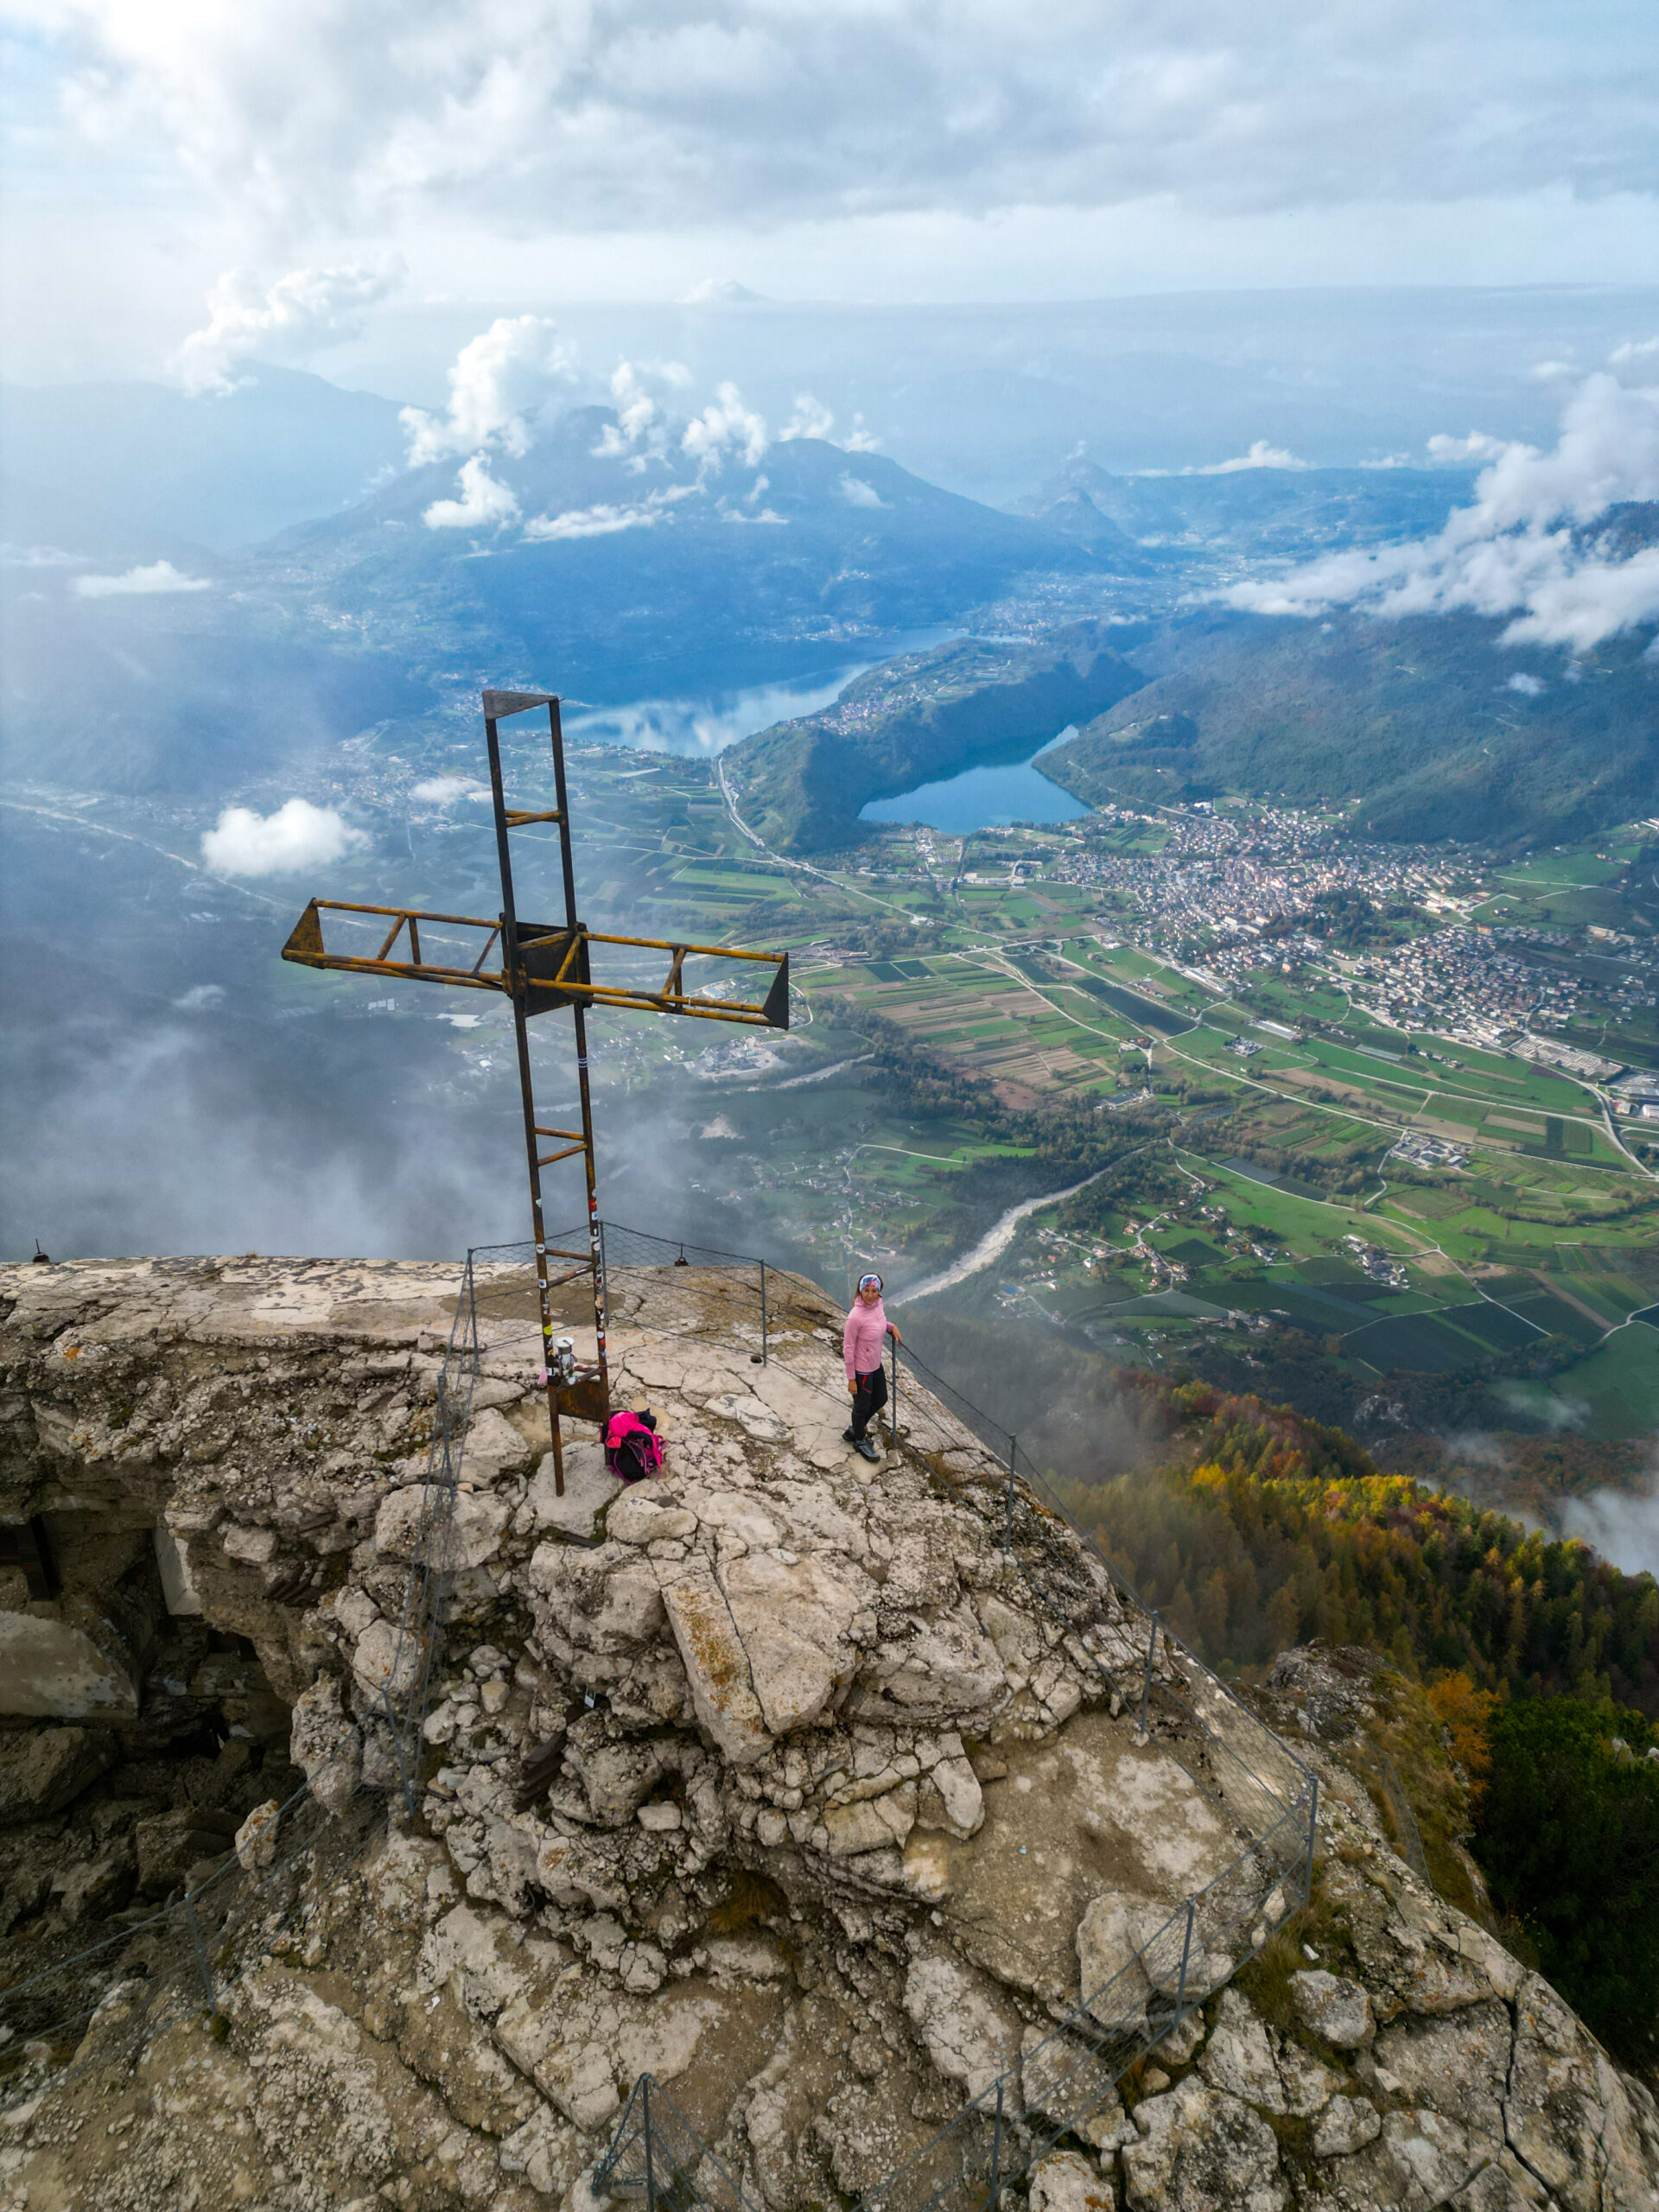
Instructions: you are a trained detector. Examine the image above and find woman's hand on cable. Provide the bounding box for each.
[887,1323,903,1347]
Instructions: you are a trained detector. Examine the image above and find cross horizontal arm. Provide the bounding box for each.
[281,900,789,1029]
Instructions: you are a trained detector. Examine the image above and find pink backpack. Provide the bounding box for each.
[602,1409,664,1483]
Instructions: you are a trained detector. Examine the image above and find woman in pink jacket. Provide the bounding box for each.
[842,1272,902,1462]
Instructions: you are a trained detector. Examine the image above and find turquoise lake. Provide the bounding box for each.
[858,740,1087,834]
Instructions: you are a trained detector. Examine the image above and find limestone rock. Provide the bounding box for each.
[235,1798,282,1872]
[0,1724,112,1823]
[1312,2094,1382,2159]
[290,1673,363,1812]
[527,1440,618,1538]
[903,1954,1021,2104]
[351,1617,423,1703]
[661,1564,772,1765]
[135,1806,235,1896]
[1290,1967,1374,2049]
[1029,2148,1115,2212]
[1122,2077,1287,2211]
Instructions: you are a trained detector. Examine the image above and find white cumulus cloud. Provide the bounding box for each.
[682,381,769,472]
[73,560,213,598]
[1230,367,1659,652]
[200,799,370,878]
[422,455,522,532]
[401,315,575,467]
[591,359,691,466]
[838,472,888,508]
[1506,672,1545,696]
[175,259,403,395]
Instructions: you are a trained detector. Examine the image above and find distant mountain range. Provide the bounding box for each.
[257,405,1109,699]
[1009,452,1477,559]
[4,366,1654,851]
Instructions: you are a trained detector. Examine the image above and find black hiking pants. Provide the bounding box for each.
[849,1363,888,1440]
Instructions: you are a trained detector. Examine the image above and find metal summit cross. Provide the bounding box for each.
[281,688,790,1492]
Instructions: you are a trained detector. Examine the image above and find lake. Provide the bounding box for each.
[563,628,961,758]
[858,732,1088,834]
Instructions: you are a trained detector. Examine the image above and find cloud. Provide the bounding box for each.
[682,381,769,471]
[1562,1479,1659,1580]
[591,359,691,466]
[172,983,226,1011]
[838,472,888,509]
[779,391,880,452]
[410,775,489,803]
[200,798,370,877]
[73,560,212,598]
[1506,671,1545,696]
[681,278,765,304]
[401,315,575,467]
[1230,367,1659,652]
[175,259,403,395]
[421,454,521,531]
[522,486,696,540]
[1192,440,1312,475]
[34,3,1659,239]
[1426,429,1522,467]
[1609,337,1659,372]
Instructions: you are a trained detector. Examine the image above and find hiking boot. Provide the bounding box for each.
[854,1436,881,1464]
[842,1427,858,1445]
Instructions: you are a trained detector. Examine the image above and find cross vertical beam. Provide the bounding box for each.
[483,696,607,1496]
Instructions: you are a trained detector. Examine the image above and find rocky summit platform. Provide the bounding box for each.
[1,1255,1656,2212]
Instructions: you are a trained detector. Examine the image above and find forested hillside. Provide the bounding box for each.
[1059,1372,1659,1713]
[1041,603,1659,845]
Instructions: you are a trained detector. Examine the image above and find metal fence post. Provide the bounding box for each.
[375,1690,419,1820]
[1003,1438,1017,1551]
[887,1331,898,1445]
[600,1220,611,1343]
[988,2080,1004,2212]
[1174,1897,1195,2022]
[1302,1777,1319,1908]
[642,2076,657,2212]
[760,1260,769,1364]
[184,1893,215,2012]
[1140,1610,1159,1734]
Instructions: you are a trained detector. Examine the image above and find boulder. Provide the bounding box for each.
[0,1725,113,1823]
[289,1675,363,1813]
[1121,2078,1287,2212]
[235,1799,282,1872]
[1028,2150,1115,2212]
[135,1807,236,1897]
[903,1955,1021,2105]
[1289,1967,1374,2049]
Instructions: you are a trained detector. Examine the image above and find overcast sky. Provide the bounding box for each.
[4,0,1659,383]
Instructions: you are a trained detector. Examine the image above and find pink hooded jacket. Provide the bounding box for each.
[843,1294,890,1382]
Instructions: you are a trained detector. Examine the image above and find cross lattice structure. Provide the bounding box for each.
[281,687,789,1491]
